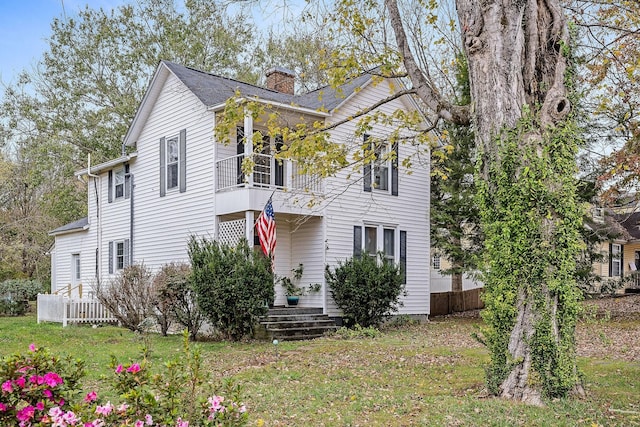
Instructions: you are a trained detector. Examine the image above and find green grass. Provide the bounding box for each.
[1,313,639,426]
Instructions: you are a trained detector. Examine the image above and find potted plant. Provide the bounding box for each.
[280,264,304,306]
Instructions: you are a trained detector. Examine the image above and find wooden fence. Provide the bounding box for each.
[37,294,117,327]
[430,288,484,316]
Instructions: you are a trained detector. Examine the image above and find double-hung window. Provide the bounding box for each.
[354,224,406,282]
[108,239,130,274]
[432,254,441,270]
[166,136,179,190]
[159,129,186,196]
[611,243,622,277]
[363,134,398,195]
[114,168,125,199]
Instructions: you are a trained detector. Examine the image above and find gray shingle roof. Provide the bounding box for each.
[618,211,640,240]
[161,60,373,112]
[49,217,89,236]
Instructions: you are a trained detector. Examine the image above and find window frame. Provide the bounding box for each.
[432,254,441,270]
[611,243,622,277]
[71,253,81,284]
[361,223,399,262]
[114,167,125,199]
[115,240,125,272]
[165,135,180,191]
[373,143,391,192]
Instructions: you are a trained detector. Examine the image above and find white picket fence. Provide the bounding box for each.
[37,294,117,327]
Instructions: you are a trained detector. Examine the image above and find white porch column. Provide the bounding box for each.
[245,210,255,245]
[243,108,254,187]
[286,160,293,189]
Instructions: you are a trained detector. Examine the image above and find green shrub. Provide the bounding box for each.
[334,324,380,339]
[189,238,274,341]
[0,279,44,316]
[325,253,406,327]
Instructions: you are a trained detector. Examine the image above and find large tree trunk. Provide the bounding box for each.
[454,0,581,404]
[386,0,582,402]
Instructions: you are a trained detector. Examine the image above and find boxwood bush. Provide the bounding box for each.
[189,237,274,341]
[0,279,45,316]
[325,253,406,327]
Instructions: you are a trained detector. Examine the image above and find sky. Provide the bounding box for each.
[0,0,133,85]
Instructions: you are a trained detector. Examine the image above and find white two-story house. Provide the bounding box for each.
[49,61,431,317]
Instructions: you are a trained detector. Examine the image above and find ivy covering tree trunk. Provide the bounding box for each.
[453,0,584,403]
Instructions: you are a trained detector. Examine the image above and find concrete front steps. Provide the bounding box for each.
[258,307,338,341]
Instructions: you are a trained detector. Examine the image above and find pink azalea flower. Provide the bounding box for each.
[84,391,98,402]
[117,403,129,413]
[127,363,141,374]
[36,401,45,411]
[1,380,12,393]
[62,410,79,424]
[15,376,26,388]
[0,402,7,411]
[16,405,35,421]
[175,418,189,427]
[30,375,44,385]
[29,343,36,352]
[145,414,153,425]
[135,421,144,427]
[43,389,53,399]
[115,364,124,374]
[95,402,114,416]
[44,372,63,387]
[208,395,224,413]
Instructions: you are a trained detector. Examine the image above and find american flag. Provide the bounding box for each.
[256,198,276,259]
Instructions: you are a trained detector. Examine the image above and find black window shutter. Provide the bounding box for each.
[274,134,284,187]
[124,239,131,267]
[353,226,362,258]
[124,164,131,199]
[392,141,399,196]
[609,243,613,277]
[363,134,371,192]
[621,244,625,277]
[108,170,113,203]
[108,241,114,274]
[159,137,166,197]
[179,129,187,193]
[236,127,245,184]
[400,230,407,284]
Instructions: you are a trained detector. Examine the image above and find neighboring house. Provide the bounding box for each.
[429,251,481,293]
[587,207,640,292]
[49,61,431,317]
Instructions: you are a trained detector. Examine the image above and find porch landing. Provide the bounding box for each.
[257,307,338,341]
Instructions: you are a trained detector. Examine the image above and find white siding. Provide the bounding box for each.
[130,73,216,269]
[51,230,92,297]
[322,79,430,316]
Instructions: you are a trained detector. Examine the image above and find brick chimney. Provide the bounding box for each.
[265,67,295,95]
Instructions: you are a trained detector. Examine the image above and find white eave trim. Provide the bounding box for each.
[75,153,137,177]
[48,224,90,237]
[208,97,330,118]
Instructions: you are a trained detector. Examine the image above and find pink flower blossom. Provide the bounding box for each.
[175,418,189,427]
[62,410,79,425]
[29,343,36,352]
[15,376,26,388]
[16,405,35,421]
[0,402,7,411]
[127,363,141,374]
[30,375,45,385]
[43,389,53,399]
[135,421,144,427]
[145,414,153,425]
[117,403,129,413]
[44,372,63,387]
[84,391,98,402]
[95,402,114,416]
[208,395,224,413]
[36,401,45,411]
[115,364,124,374]
[1,380,12,393]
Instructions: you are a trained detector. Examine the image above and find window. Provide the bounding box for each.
[72,254,80,285]
[108,239,130,274]
[432,255,441,270]
[360,225,396,259]
[373,144,390,191]
[611,243,622,277]
[166,136,179,190]
[363,134,398,195]
[160,129,186,196]
[354,225,406,283]
[114,168,125,199]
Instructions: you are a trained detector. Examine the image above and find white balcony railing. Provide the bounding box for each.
[216,154,322,193]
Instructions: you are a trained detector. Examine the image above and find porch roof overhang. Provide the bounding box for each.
[74,153,137,177]
[49,217,89,236]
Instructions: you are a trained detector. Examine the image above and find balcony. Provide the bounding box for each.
[215,154,323,216]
